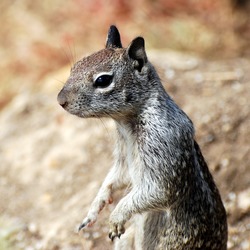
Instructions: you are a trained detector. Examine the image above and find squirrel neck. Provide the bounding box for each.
[114,65,194,141]
[115,87,169,135]
[113,63,194,141]
[114,64,169,124]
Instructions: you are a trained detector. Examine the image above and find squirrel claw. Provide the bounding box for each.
[78,218,92,232]
[109,232,121,241]
[109,232,115,241]
[108,223,125,241]
[78,221,87,232]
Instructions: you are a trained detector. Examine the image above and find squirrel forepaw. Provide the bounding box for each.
[78,195,113,232]
[108,221,125,241]
[108,210,129,241]
[78,216,97,232]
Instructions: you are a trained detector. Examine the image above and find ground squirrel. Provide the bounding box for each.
[57,25,228,250]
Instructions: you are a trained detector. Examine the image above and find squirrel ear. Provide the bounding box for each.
[127,37,147,71]
[106,25,122,48]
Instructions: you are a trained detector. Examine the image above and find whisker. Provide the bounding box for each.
[73,41,77,65]
[66,40,75,68]
[53,78,65,85]
[60,45,73,69]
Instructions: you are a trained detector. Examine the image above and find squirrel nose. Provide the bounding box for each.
[57,89,68,108]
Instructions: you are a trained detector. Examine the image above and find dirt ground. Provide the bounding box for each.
[0,49,249,249]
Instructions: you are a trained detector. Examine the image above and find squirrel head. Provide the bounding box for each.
[57,25,151,120]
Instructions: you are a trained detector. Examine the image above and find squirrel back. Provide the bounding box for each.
[58,25,227,250]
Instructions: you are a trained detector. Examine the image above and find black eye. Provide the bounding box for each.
[94,74,113,88]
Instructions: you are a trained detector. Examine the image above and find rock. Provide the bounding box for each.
[237,188,250,212]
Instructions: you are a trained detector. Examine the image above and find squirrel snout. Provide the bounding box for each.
[57,89,68,108]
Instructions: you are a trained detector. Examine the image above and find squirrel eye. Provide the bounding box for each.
[94,74,113,88]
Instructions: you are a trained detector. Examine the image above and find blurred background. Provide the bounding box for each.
[0,0,249,249]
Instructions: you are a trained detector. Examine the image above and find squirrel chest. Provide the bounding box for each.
[116,122,143,185]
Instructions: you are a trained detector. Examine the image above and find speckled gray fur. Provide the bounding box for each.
[57,25,227,249]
